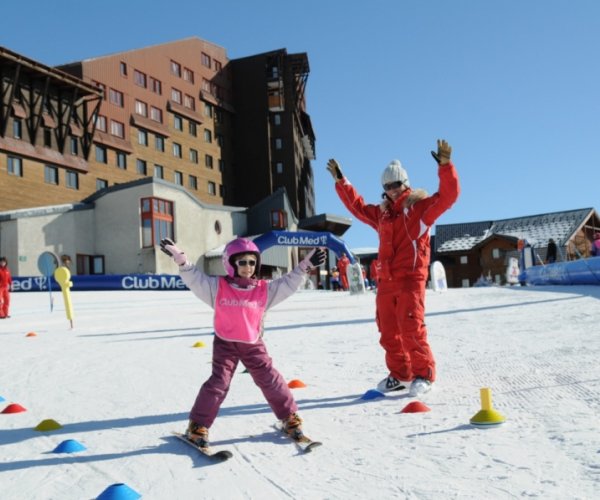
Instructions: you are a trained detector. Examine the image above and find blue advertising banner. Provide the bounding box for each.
[12,274,187,292]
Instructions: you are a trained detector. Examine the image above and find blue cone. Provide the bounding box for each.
[361,389,385,400]
[0,395,5,402]
[96,483,141,500]
[53,439,87,453]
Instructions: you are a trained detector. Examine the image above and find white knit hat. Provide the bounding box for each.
[381,160,410,188]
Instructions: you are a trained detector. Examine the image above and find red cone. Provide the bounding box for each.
[401,401,431,413]
[2,403,27,414]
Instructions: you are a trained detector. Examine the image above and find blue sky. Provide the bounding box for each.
[3,0,599,249]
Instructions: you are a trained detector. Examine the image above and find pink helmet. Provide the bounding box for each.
[595,232,600,240]
[222,237,261,277]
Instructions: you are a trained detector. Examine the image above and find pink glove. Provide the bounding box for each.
[159,238,187,266]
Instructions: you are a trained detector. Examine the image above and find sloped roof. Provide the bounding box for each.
[435,208,595,253]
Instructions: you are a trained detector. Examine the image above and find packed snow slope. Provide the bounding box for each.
[1,285,599,499]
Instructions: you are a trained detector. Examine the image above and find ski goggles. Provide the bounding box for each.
[383,181,404,191]
[235,259,257,267]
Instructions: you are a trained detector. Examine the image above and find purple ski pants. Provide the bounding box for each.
[189,335,297,428]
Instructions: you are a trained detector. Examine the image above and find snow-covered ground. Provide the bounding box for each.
[1,285,599,499]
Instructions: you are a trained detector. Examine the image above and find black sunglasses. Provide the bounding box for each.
[383,181,404,191]
[236,259,257,267]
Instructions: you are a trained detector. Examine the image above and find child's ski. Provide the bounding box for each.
[172,432,233,462]
[274,424,322,453]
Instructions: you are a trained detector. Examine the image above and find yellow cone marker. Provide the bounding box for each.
[53,266,74,328]
[35,419,63,431]
[470,387,506,427]
[192,341,206,348]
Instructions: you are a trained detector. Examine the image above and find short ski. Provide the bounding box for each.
[274,423,322,453]
[172,432,233,462]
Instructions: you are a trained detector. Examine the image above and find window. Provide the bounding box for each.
[188,175,197,190]
[492,248,501,259]
[174,115,183,131]
[136,159,147,175]
[70,136,78,155]
[208,181,216,195]
[188,121,197,136]
[155,135,165,152]
[276,162,283,174]
[110,120,124,138]
[205,154,213,169]
[183,68,194,83]
[170,60,181,77]
[96,115,107,132]
[96,178,108,190]
[171,88,182,103]
[273,114,281,126]
[141,197,174,248]
[44,128,52,147]
[172,142,182,158]
[216,134,224,147]
[150,77,162,95]
[275,138,282,149]
[66,170,79,189]
[116,151,127,169]
[154,164,164,179]
[44,165,59,185]
[174,171,183,185]
[189,149,198,164]
[109,88,124,107]
[184,94,195,110]
[7,156,23,176]
[204,129,212,143]
[95,145,108,163]
[215,109,223,123]
[214,60,222,72]
[134,69,147,88]
[135,100,148,117]
[271,210,288,229]
[77,254,105,275]
[218,159,224,172]
[150,106,162,122]
[461,279,470,288]
[119,62,127,76]
[201,52,211,68]
[202,78,211,92]
[138,129,148,146]
[13,119,22,139]
[204,103,213,118]
[460,255,468,264]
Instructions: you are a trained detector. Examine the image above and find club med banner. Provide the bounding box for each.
[12,274,187,292]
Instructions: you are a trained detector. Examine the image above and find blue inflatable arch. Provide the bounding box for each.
[252,230,357,264]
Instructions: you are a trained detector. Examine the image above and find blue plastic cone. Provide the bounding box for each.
[361,389,385,400]
[0,395,5,402]
[96,483,141,500]
[53,439,87,453]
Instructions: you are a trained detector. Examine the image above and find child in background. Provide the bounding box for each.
[160,237,326,449]
[0,257,13,319]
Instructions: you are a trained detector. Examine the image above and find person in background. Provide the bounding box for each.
[160,237,326,450]
[0,257,13,319]
[369,259,379,289]
[337,253,350,291]
[591,233,600,257]
[546,238,557,263]
[326,140,460,396]
[330,267,341,291]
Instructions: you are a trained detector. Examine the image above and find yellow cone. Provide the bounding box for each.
[470,388,505,427]
[192,341,206,348]
[35,419,63,431]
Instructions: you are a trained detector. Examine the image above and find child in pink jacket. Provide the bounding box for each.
[161,237,325,450]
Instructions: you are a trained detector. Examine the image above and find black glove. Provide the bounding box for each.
[159,238,176,256]
[308,248,327,268]
[160,238,187,265]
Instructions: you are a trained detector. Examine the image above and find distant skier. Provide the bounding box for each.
[546,238,557,263]
[326,140,460,396]
[0,256,12,319]
[160,237,326,450]
[337,253,350,290]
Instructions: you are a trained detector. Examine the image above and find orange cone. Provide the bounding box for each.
[287,379,307,389]
[401,401,431,413]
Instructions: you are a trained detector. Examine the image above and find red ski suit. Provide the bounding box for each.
[334,163,460,382]
[0,264,12,318]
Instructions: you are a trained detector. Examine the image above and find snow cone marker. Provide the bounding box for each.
[287,379,307,388]
[34,419,63,431]
[470,387,505,427]
[53,266,74,328]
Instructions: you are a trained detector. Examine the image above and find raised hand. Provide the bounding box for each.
[326,159,344,181]
[160,238,187,266]
[300,248,327,271]
[431,139,452,165]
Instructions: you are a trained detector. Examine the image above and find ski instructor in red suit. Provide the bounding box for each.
[326,140,460,396]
